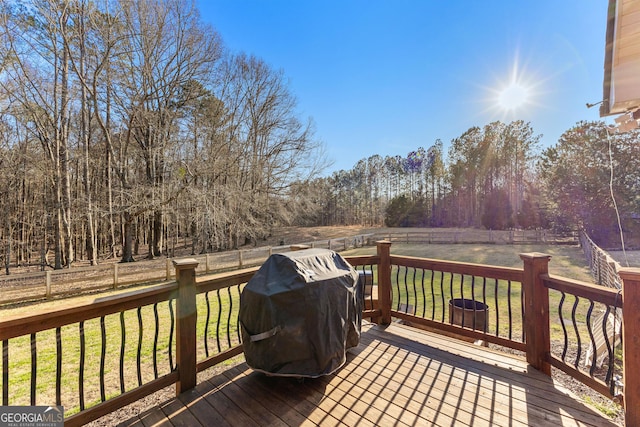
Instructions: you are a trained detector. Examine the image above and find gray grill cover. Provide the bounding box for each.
[240,248,361,377]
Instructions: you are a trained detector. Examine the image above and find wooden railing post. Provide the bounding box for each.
[377,240,392,325]
[617,268,640,426]
[173,258,199,395]
[520,252,551,375]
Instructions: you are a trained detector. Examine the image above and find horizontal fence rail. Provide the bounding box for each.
[0,234,374,306]
[378,229,578,245]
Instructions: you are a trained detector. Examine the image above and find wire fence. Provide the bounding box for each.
[579,230,622,290]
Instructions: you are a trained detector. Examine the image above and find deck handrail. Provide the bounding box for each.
[0,243,636,425]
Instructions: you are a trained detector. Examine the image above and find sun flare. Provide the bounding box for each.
[480,53,546,120]
[498,83,530,111]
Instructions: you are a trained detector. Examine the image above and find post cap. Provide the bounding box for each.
[172,258,199,270]
[519,252,551,261]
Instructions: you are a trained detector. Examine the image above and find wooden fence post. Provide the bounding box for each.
[520,252,551,376]
[617,268,640,426]
[173,258,199,395]
[113,264,118,289]
[45,271,51,298]
[377,241,392,325]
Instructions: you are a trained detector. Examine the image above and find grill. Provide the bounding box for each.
[239,248,361,377]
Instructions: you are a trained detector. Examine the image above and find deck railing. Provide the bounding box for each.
[540,272,623,400]
[0,241,638,425]
[0,260,256,426]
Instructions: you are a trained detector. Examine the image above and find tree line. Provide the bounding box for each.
[1,1,638,273]
[0,0,327,271]
[300,120,640,248]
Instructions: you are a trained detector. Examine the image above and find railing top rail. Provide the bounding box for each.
[542,273,623,307]
[196,266,260,293]
[390,254,523,282]
[344,255,380,266]
[0,282,178,341]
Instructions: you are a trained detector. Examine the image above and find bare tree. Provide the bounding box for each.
[112,0,222,261]
[0,1,77,268]
[216,53,327,246]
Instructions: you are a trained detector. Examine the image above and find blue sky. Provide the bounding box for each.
[197,1,609,175]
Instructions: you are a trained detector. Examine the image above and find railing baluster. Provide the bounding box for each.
[571,295,581,368]
[439,271,445,322]
[472,276,479,331]
[396,265,403,311]
[215,290,222,352]
[507,280,513,340]
[470,275,476,330]
[419,268,426,318]
[226,286,233,347]
[55,327,61,406]
[411,267,417,315]
[481,277,488,333]
[30,333,36,406]
[493,279,499,337]
[137,307,143,386]
[603,305,616,386]
[169,298,175,370]
[429,269,435,320]
[460,274,465,328]
[399,266,406,312]
[2,340,7,405]
[370,264,376,312]
[79,320,85,411]
[204,291,211,357]
[520,283,525,342]
[586,301,597,375]
[404,267,418,314]
[559,292,568,361]
[119,311,126,393]
[100,316,106,402]
[236,285,243,342]
[153,303,159,379]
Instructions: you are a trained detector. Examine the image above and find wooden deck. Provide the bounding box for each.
[118,323,618,427]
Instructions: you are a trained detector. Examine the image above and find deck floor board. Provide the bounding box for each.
[120,322,619,427]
